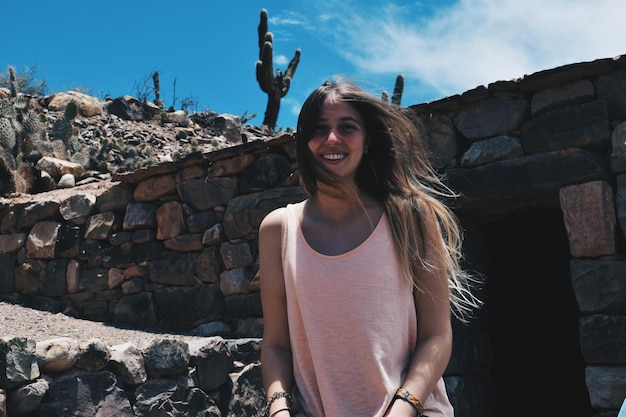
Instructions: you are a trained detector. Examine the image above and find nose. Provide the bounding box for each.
[324,128,342,144]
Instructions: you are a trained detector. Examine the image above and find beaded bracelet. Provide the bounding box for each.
[263,391,294,416]
[394,388,425,415]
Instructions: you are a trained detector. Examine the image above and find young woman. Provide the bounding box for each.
[259,78,480,417]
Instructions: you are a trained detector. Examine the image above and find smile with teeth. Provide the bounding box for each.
[322,153,347,160]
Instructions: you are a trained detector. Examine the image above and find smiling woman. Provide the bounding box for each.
[258,77,482,417]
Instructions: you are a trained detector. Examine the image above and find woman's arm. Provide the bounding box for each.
[385,208,454,417]
[259,207,295,416]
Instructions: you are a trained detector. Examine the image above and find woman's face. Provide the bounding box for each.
[307,97,366,184]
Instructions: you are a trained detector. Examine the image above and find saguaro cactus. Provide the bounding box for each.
[152,71,164,109]
[381,74,405,106]
[256,8,300,131]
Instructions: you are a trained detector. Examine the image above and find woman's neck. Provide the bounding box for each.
[308,186,381,223]
[301,187,385,256]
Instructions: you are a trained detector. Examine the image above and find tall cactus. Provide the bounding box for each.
[8,66,19,97]
[256,8,300,131]
[381,74,405,106]
[391,74,404,106]
[152,71,164,109]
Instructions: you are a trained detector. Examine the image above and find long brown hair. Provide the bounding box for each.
[296,77,481,321]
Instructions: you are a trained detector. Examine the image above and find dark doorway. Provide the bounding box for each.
[483,208,592,417]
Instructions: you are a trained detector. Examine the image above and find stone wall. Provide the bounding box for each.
[0,335,263,416]
[411,55,626,417]
[2,54,626,416]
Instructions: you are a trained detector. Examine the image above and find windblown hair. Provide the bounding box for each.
[296,77,481,321]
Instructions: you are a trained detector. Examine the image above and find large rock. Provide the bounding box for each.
[6,378,49,416]
[47,91,103,117]
[188,337,233,391]
[36,337,80,373]
[0,337,39,389]
[36,156,84,181]
[140,339,190,379]
[108,342,147,386]
[38,371,133,417]
[228,362,264,417]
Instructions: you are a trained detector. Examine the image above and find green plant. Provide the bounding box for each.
[0,98,17,119]
[0,64,47,96]
[241,110,257,125]
[19,107,43,153]
[0,97,29,150]
[255,8,300,131]
[22,109,42,134]
[0,117,16,150]
[66,136,81,154]
[9,66,19,97]
[0,96,32,194]
[70,148,90,167]
[51,101,77,142]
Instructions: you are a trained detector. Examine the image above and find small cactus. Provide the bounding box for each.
[8,66,19,97]
[51,118,73,142]
[66,136,81,154]
[0,97,29,151]
[241,110,257,125]
[70,148,90,167]
[64,101,78,120]
[0,99,17,119]
[0,117,16,150]
[22,109,43,135]
[13,96,26,110]
[51,101,77,142]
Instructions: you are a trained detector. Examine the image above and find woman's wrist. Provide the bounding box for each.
[393,388,425,416]
[263,391,294,416]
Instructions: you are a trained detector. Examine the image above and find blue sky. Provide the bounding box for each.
[4,0,626,129]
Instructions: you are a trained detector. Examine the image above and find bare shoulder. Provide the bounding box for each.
[260,201,306,232]
[260,206,287,233]
[259,206,290,250]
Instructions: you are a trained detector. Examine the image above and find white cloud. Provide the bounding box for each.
[274,55,288,66]
[266,10,311,43]
[269,10,308,27]
[311,0,626,97]
[282,96,302,118]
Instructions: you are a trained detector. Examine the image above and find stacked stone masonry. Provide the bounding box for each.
[0,335,263,416]
[2,55,626,416]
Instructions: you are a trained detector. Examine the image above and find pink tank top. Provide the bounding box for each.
[281,202,454,417]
